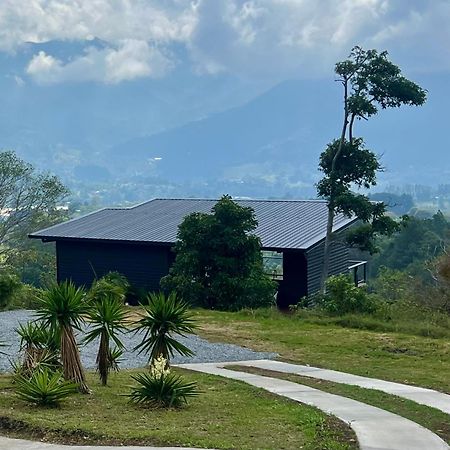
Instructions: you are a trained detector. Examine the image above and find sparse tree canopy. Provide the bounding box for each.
[318,46,427,291]
[0,150,68,253]
[161,195,276,311]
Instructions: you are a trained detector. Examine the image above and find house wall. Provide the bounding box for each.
[56,240,172,295]
[276,250,308,309]
[306,239,350,295]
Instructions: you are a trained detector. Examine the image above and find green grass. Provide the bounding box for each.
[0,369,357,450]
[229,365,450,445]
[193,308,450,393]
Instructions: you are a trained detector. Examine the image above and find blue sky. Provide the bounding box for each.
[2,0,449,85]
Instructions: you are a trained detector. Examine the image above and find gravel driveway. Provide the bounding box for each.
[0,310,276,372]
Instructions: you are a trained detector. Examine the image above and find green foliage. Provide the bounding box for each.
[319,274,377,315]
[83,296,129,385]
[88,272,130,304]
[133,292,197,365]
[35,281,89,393]
[128,370,199,408]
[318,47,426,281]
[35,281,88,330]
[7,283,43,310]
[15,369,78,406]
[0,268,20,308]
[161,195,276,310]
[370,212,449,277]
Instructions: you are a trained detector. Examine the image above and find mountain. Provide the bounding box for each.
[107,74,450,187]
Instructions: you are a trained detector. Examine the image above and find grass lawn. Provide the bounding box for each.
[192,308,450,393]
[0,369,357,450]
[229,365,450,445]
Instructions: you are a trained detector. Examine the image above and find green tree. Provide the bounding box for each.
[161,195,276,310]
[318,47,427,292]
[36,282,90,393]
[0,151,68,285]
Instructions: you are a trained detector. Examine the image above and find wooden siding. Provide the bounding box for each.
[306,239,350,295]
[56,240,171,292]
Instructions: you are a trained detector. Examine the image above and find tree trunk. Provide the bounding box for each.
[320,205,335,294]
[61,324,90,393]
[97,331,109,386]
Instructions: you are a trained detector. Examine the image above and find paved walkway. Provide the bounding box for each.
[0,437,210,450]
[179,362,449,450]
[234,359,450,415]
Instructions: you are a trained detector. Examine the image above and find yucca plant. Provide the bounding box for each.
[35,281,90,393]
[0,341,7,356]
[15,368,78,406]
[133,292,197,366]
[17,321,60,375]
[83,295,129,385]
[128,357,199,408]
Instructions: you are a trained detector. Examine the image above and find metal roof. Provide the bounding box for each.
[29,198,356,250]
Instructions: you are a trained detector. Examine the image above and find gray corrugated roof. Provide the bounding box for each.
[29,198,356,250]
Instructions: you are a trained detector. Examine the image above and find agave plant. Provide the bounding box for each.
[15,368,78,406]
[83,295,129,385]
[133,292,197,366]
[35,281,90,393]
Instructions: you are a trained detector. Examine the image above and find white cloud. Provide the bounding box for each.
[26,40,171,84]
[1,0,449,83]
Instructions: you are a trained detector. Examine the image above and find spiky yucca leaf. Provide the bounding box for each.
[128,371,199,408]
[83,296,128,385]
[15,369,78,406]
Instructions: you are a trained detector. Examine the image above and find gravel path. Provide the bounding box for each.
[0,310,276,372]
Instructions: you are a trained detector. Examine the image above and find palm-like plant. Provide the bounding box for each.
[83,295,129,385]
[133,292,197,366]
[16,321,59,375]
[35,281,90,393]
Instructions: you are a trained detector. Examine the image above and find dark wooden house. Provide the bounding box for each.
[29,199,366,308]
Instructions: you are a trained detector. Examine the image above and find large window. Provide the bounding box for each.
[262,251,283,280]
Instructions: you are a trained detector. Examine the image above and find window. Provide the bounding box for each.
[262,251,283,280]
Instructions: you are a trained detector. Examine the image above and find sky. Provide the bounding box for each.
[1,0,449,85]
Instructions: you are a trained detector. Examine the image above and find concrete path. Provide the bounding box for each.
[0,437,210,450]
[234,359,450,415]
[179,362,449,450]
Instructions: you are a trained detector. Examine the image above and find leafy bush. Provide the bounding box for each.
[15,369,78,406]
[128,356,199,408]
[0,269,20,309]
[8,283,43,310]
[319,274,377,315]
[88,271,129,304]
[133,292,196,365]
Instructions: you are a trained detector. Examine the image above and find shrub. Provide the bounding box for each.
[88,272,129,304]
[128,356,199,408]
[15,369,78,406]
[320,274,377,315]
[0,269,20,309]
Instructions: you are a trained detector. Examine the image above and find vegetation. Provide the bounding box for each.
[318,46,426,291]
[15,369,78,407]
[0,269,20,308]
[128,356,199,408]
[0,369,356,449]
[87,271,130,304]
[0,151,68,287]
[161,195,276,310]
[83,295,129,385]
[133,292,197,366]
[194,308,450,392]
[231,365,450,444]
[35,282,90,393]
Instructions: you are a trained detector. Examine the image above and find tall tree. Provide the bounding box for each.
[318,47,427,292]
[0,150,68,267]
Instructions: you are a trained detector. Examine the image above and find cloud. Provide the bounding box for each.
[2,0,449,83]
[26,40,172,84]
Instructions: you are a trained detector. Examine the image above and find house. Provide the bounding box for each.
[29,198,366,308]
